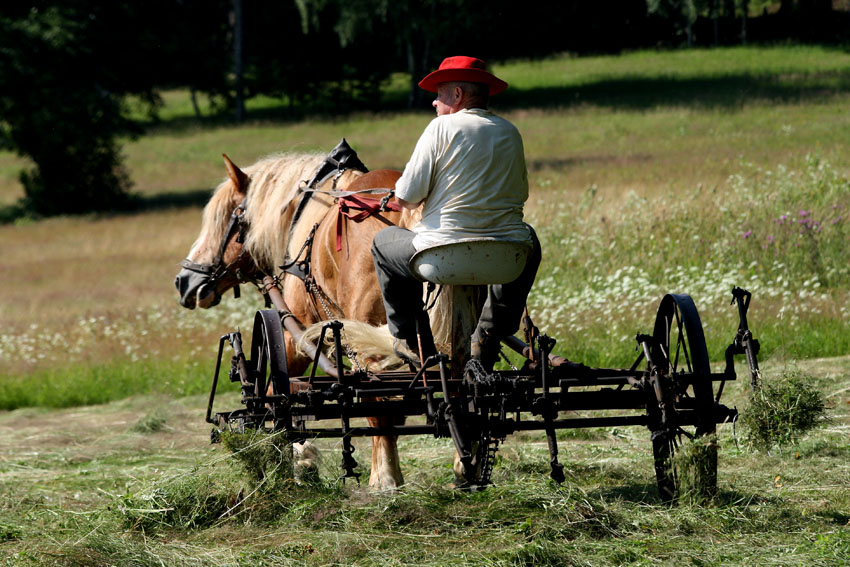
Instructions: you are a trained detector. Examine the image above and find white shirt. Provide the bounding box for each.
[395,108,531,250]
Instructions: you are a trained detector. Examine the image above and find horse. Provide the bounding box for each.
[175,150,445,490]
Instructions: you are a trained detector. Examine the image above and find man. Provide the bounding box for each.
[371,55,541,369]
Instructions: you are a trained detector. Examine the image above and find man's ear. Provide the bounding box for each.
[453,85,464,105]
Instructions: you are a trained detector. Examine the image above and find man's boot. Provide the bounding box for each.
[394,312,438,370]
[393,337,422,369]
[470,328,500,372]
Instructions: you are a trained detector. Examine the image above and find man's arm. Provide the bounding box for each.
[395,119,439,209]
[396,196,422,210]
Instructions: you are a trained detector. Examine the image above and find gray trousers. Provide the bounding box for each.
[370,225,542,343]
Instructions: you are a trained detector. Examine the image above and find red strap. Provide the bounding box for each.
[335,195,402,251]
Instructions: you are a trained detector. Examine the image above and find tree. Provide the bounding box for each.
[294,0,493,109]
[647,0,704,46]
[0,5,144,216]
[740,0,750,44]
[0,2,233,216]
[232,0,245,121]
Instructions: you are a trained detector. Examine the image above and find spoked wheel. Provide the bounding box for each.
[248,310,291,431]
[647,294,717,502]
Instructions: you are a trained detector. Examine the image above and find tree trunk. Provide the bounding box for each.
[406,42,420,108]
[232,0,245,122]
[190,87,202,119]
[712,0,719,46]
[404,2,434,109]
[725,0,736,20]
[740,0,749,45]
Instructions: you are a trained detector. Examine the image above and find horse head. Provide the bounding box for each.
[175,154,261,309]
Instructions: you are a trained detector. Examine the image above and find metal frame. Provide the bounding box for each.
[206,284,761,500]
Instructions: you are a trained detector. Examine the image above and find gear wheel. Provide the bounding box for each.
[459,358,506,486]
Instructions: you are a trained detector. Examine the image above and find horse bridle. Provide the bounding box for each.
[180,140,371,303]
[180,197,251,299]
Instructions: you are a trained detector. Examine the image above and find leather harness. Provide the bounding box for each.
[181,139,391,308]
[180,197,249,298]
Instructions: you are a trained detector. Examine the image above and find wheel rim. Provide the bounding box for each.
[649,294,716,502]
[250,310,289,398]
[246,310,290,430]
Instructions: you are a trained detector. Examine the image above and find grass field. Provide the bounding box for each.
[0,45,848,565]
[0,356,846,566]
[2,45,849,401]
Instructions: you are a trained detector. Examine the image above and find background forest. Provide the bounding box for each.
[1,0,849,216]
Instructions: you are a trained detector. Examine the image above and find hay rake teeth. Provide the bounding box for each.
[206,283,760,501]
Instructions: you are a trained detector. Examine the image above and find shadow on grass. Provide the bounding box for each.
[528,153,653,172]
[496,70,850,111]
[590,482,790,510]
[143,69,850,134]
[0,203,24,225]
[823,510,850,525]
[0,188,212,225]
[128,188,213,212]
[588,481,666,505]
[138,96,387,134]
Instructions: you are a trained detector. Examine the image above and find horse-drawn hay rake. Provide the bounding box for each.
[206,272,761,501]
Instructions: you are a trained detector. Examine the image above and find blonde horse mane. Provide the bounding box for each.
[197,152,366,272]
[199,151,451,348]
[244,154,365,271]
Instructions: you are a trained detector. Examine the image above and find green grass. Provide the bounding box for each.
[0,357,223,411]
[1,45,850,408]
[0,355,847,566]
[527,154,850,368]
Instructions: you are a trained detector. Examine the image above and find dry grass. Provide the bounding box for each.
[0,356,846,565]
[1,208,202,330]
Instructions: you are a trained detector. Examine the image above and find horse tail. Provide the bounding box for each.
[296,320,408,371]
[427,288,453,350]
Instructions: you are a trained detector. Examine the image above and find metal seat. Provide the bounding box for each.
[409,239,530,285]
[409,239,531,377]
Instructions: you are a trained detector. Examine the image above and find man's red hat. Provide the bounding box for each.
[418,56,508,95]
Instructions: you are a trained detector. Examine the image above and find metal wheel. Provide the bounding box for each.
[454,421,499,489]
[247,310,290,429]
[648,294,717,502]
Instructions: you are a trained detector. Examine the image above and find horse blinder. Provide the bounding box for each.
[180,198,251,303]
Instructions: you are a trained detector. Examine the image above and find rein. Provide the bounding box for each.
[299,186,395,197]
[335,193,401,251]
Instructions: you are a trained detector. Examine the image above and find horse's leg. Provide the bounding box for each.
[283,331,311,376]
[453,452,465,484]
[310,212,411,491]
[366,413,404,490]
